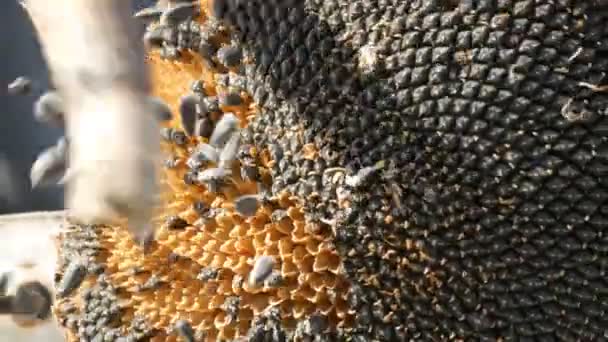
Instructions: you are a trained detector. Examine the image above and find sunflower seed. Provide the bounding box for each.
[7,76,32,95]
[30,141,68,188]
[187,143,219,170]
[218,132,241,169]
[209,113,239,149]
[194,118,214,139]
[179,94,199,136]
[249,256,275,287]
[197,167,232,192]
[234,194,260,217]
[33,91,64,126]
[57,261,87,298]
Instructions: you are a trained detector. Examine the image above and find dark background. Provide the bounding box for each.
[0,1,62,213]
[0,0,155,214]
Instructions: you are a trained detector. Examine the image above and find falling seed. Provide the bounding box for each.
[33,91,64,126]
[217,45,243,67]
[143,26,166,48]
[57,261,87,298]
[7,76,32,95]
[30,142,68,188]
[147,96,172,121]
[160,2,199,25]
[179,94,199,136]
[56,136,68,154]
[174,320,195,342]
[218,132,241,169]
[133,6,164,22]
[195,118,214,139]
[209,113,239,149]
[249,256,275,287]
[219,91,242,106]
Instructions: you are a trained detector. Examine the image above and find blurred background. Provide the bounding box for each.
[0,0,63,214]
[0,0,156,215]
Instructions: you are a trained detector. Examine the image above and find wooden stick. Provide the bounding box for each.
[24,0,160,243]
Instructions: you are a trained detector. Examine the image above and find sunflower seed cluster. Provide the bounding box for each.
[211,0,608,340]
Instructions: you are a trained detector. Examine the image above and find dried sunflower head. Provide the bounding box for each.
[51,0,608,341]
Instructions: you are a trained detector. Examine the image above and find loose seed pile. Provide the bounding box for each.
[14,0,608,341]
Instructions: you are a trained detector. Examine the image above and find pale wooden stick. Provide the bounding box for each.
[24,0,160,243]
